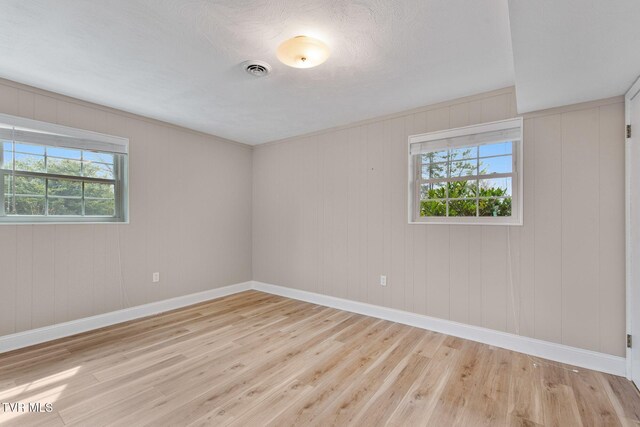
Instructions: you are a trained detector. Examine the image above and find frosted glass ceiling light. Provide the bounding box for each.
[276,36,330,69]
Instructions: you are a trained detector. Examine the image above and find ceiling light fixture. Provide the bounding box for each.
[276,36,330,69]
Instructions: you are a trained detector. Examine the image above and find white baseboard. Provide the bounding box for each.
[252,281,626,377]
[0,281,252,354]
[0,279,626,377]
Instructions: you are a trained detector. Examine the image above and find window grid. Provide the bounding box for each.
[1,140,120,219]
[415,142,516,219]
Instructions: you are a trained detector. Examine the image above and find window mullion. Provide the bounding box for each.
[476,148,480,217]
[445,152,450,217]
[421,171,513,185]
[44,147,49,216]
[11,140,16,215]
[0,147,4,217]
[9,170,116,185]
[45,178,49,216]
[512,141,518,215]
[418,155,423,220]
[114,154,121,220]
[81,151,85,217]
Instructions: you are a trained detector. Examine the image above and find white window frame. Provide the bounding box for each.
[0,113,129,224]
[408,117,523,226]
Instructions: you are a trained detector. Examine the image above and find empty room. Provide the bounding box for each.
[1,0,640,425]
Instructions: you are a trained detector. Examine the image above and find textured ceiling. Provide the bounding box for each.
[509,0,640,113]
[2,1,635,144]
[0,0,515,145]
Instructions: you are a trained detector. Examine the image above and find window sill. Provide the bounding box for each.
[0,217,128,225]
[408,218,522,226]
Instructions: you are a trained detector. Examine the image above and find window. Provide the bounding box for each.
[0,113,128,223]
[408,118,522,225]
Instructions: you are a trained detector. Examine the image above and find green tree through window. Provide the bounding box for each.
[3,153,116,217]
[417,142,513,218]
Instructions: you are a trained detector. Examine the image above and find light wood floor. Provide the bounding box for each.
[1,291,640,427]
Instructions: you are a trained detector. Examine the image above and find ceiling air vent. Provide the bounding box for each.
[242,60,271,77]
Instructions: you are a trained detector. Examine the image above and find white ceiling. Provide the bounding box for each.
[0,1,637,145]
[0,0,514,145]
[509,0,640,113]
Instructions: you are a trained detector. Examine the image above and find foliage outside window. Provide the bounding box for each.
[0,114,128,224]
[408,118,522,225]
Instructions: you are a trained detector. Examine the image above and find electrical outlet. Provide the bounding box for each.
[380,275,387,286]
[152,272,160,283]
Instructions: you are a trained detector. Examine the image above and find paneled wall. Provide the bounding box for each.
[252,87,626,356]
[0,79,253,336]
[0,81,625,357]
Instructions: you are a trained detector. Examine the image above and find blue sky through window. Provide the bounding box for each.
[421,141,514,196]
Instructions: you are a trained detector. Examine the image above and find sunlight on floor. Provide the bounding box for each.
[0,366,80,423]
[0,366,80,401]
[0,384,67,423]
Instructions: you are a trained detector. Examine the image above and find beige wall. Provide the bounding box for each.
[0,79,253,336]
[0,81,626,358]
[252,87,626,357]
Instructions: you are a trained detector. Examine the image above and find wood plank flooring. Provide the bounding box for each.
[1,290,639,426]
